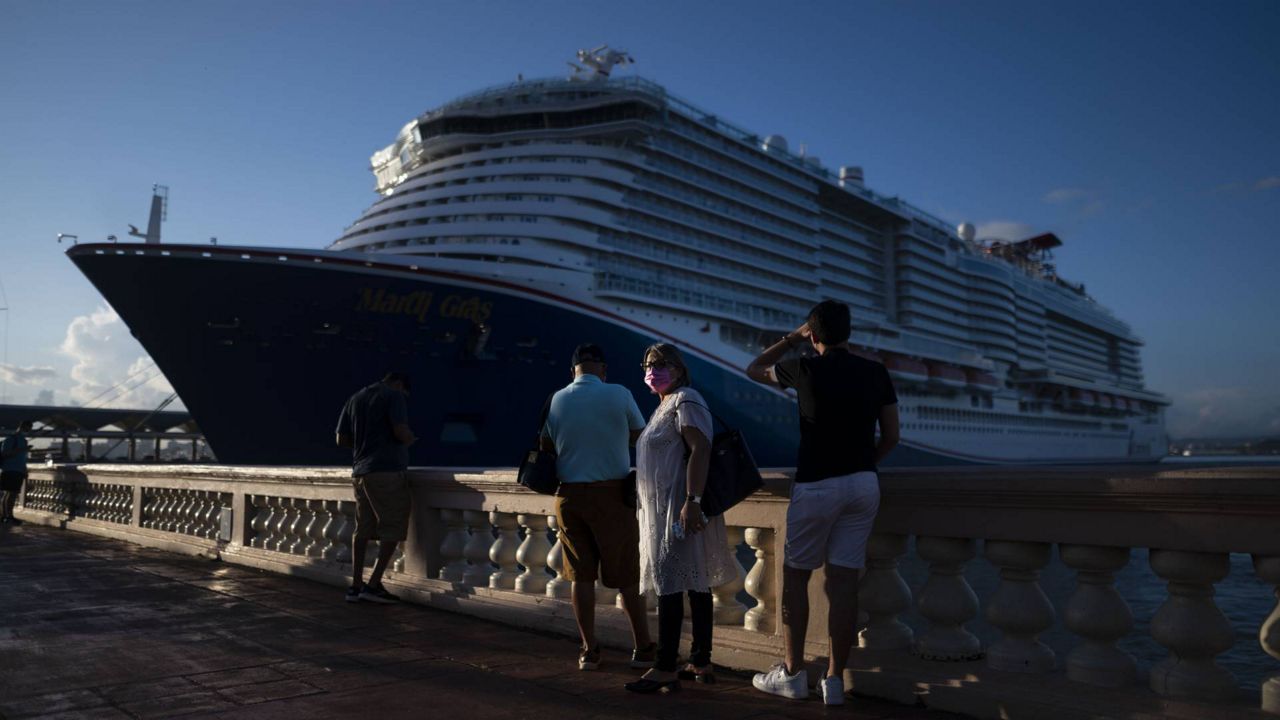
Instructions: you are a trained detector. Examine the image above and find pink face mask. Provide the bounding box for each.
[645,367,674,394]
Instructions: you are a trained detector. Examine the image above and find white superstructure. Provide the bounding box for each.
[328,49,1167,464]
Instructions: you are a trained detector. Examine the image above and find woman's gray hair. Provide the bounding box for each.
[643,342,692,389]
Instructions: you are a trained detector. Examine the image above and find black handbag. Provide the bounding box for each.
[517,392,560,495]
[677,400,764,517]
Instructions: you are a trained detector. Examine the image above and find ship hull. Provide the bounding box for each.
[69,244,1160,467]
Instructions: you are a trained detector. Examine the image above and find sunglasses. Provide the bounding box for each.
[641,360,671,370]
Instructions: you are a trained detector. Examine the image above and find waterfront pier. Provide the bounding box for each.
[12,464,1280,718]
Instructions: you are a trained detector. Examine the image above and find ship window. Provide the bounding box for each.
[313,323,341,336]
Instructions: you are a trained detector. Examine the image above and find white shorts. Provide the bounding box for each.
[784,471,880,570]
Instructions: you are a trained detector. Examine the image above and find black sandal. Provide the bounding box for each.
[677,664,716,684]
[624,677,681,694]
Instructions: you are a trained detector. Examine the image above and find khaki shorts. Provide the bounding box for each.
[784,471,880,570]
[555,479,640,588]
[352,471,411,542]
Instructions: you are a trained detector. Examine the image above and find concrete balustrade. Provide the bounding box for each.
[15,463,1280,719]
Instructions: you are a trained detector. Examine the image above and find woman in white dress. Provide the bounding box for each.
[625,343,738,694]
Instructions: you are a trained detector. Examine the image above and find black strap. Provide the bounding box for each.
[673,399,732,432]
[534,391,556,443]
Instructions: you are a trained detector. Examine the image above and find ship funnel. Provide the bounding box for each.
[127,185,168,244]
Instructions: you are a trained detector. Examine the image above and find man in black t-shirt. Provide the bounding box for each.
[745,301,899,706]
[336,372,416,604]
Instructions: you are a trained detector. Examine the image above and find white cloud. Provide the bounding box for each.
[0,364,57,385]
[59,306,178,409]
[974,220,1035,242]
[1255,176,1280,191]
[1043,188,1089,204]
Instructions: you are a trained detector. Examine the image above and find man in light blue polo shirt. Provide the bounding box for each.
[542,343,655,672]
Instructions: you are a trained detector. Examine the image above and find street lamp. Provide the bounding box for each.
[56,233,78,245]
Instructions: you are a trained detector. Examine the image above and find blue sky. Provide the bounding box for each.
[1,0,1277,438]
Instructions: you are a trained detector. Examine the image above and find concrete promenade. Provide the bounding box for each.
[0,524,951,720]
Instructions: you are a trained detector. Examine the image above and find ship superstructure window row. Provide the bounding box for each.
[645,135,815,210]
[597,232,815,294]
[644,156,816,226]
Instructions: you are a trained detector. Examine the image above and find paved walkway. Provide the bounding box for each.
[0,524,955,720]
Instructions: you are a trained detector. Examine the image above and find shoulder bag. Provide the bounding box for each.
[676,399,764,517]
[517,392,560,495]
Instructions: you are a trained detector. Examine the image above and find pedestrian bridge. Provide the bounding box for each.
[12,463,1280,718]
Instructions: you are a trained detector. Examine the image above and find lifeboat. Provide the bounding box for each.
[927,362,968,390]
[884,354,929,384]
[966,369,1001,393]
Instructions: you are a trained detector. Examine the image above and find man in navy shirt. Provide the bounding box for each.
[1,420,33,524]
[336,372,416,603]
[746,301,899,705]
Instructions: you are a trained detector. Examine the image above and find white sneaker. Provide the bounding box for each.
[753,662,808,700]
[819,675,844,706]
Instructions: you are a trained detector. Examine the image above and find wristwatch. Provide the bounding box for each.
[686,494,702,505]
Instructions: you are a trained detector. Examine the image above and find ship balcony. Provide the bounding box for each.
[18,464,1280,718]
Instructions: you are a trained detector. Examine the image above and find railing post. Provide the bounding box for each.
[1061,544,1135,687]
[743,527,775,633]
[462,510,493,586]
[1148,549,1236,700]
[859,532,914,650]
[984,540,1055,673]
[712,526,747,626]
[515,514,550,594]
[438,508,468,582]
[489,511,521,590]
[1252,554,1280,714]
[914,536,982,661]
[546,514,572,599]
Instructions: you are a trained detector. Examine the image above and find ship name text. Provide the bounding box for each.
[356,288,493,324]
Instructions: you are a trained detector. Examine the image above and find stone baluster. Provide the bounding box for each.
[712,526,747,626]
[392,544,406,574]
[462,510,494,586]
[117,486,131,525]
[985,540,1056,673]
[438,508,468,582]
[914,536,982,661]
[283,498,312,555]
[248,496,269,548]
[303,500,327,557]
[267,497,295,552]
[318,500,342,560]
[515,513,550,594]
[162,488,181,532]
[178,490,199,535]
[1253,554,1280,714]
[1148,549,1236,700]
[163,489,183,532]
[333,502,355,564]
[1061,544,1136,687]
[105,486,119,523]
[141,489,159,529]
[546,515,572,599]
[489,511,521,590]
[743,527,775,633]
[149,488,167,529]
[859,533,914,650]
[205,494,225,539]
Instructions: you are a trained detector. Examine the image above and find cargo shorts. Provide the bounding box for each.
[352,471,411,542]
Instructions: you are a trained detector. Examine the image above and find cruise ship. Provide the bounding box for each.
[68,48,1168,467]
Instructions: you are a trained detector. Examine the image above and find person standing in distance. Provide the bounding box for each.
[1,420,33,524]
[746,300,899,705]
[336,372,416,603]
[541,343,655,671]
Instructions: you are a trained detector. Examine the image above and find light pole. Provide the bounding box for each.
[56,233,78,245]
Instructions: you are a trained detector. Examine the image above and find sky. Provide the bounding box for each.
[0,0,1277,439]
